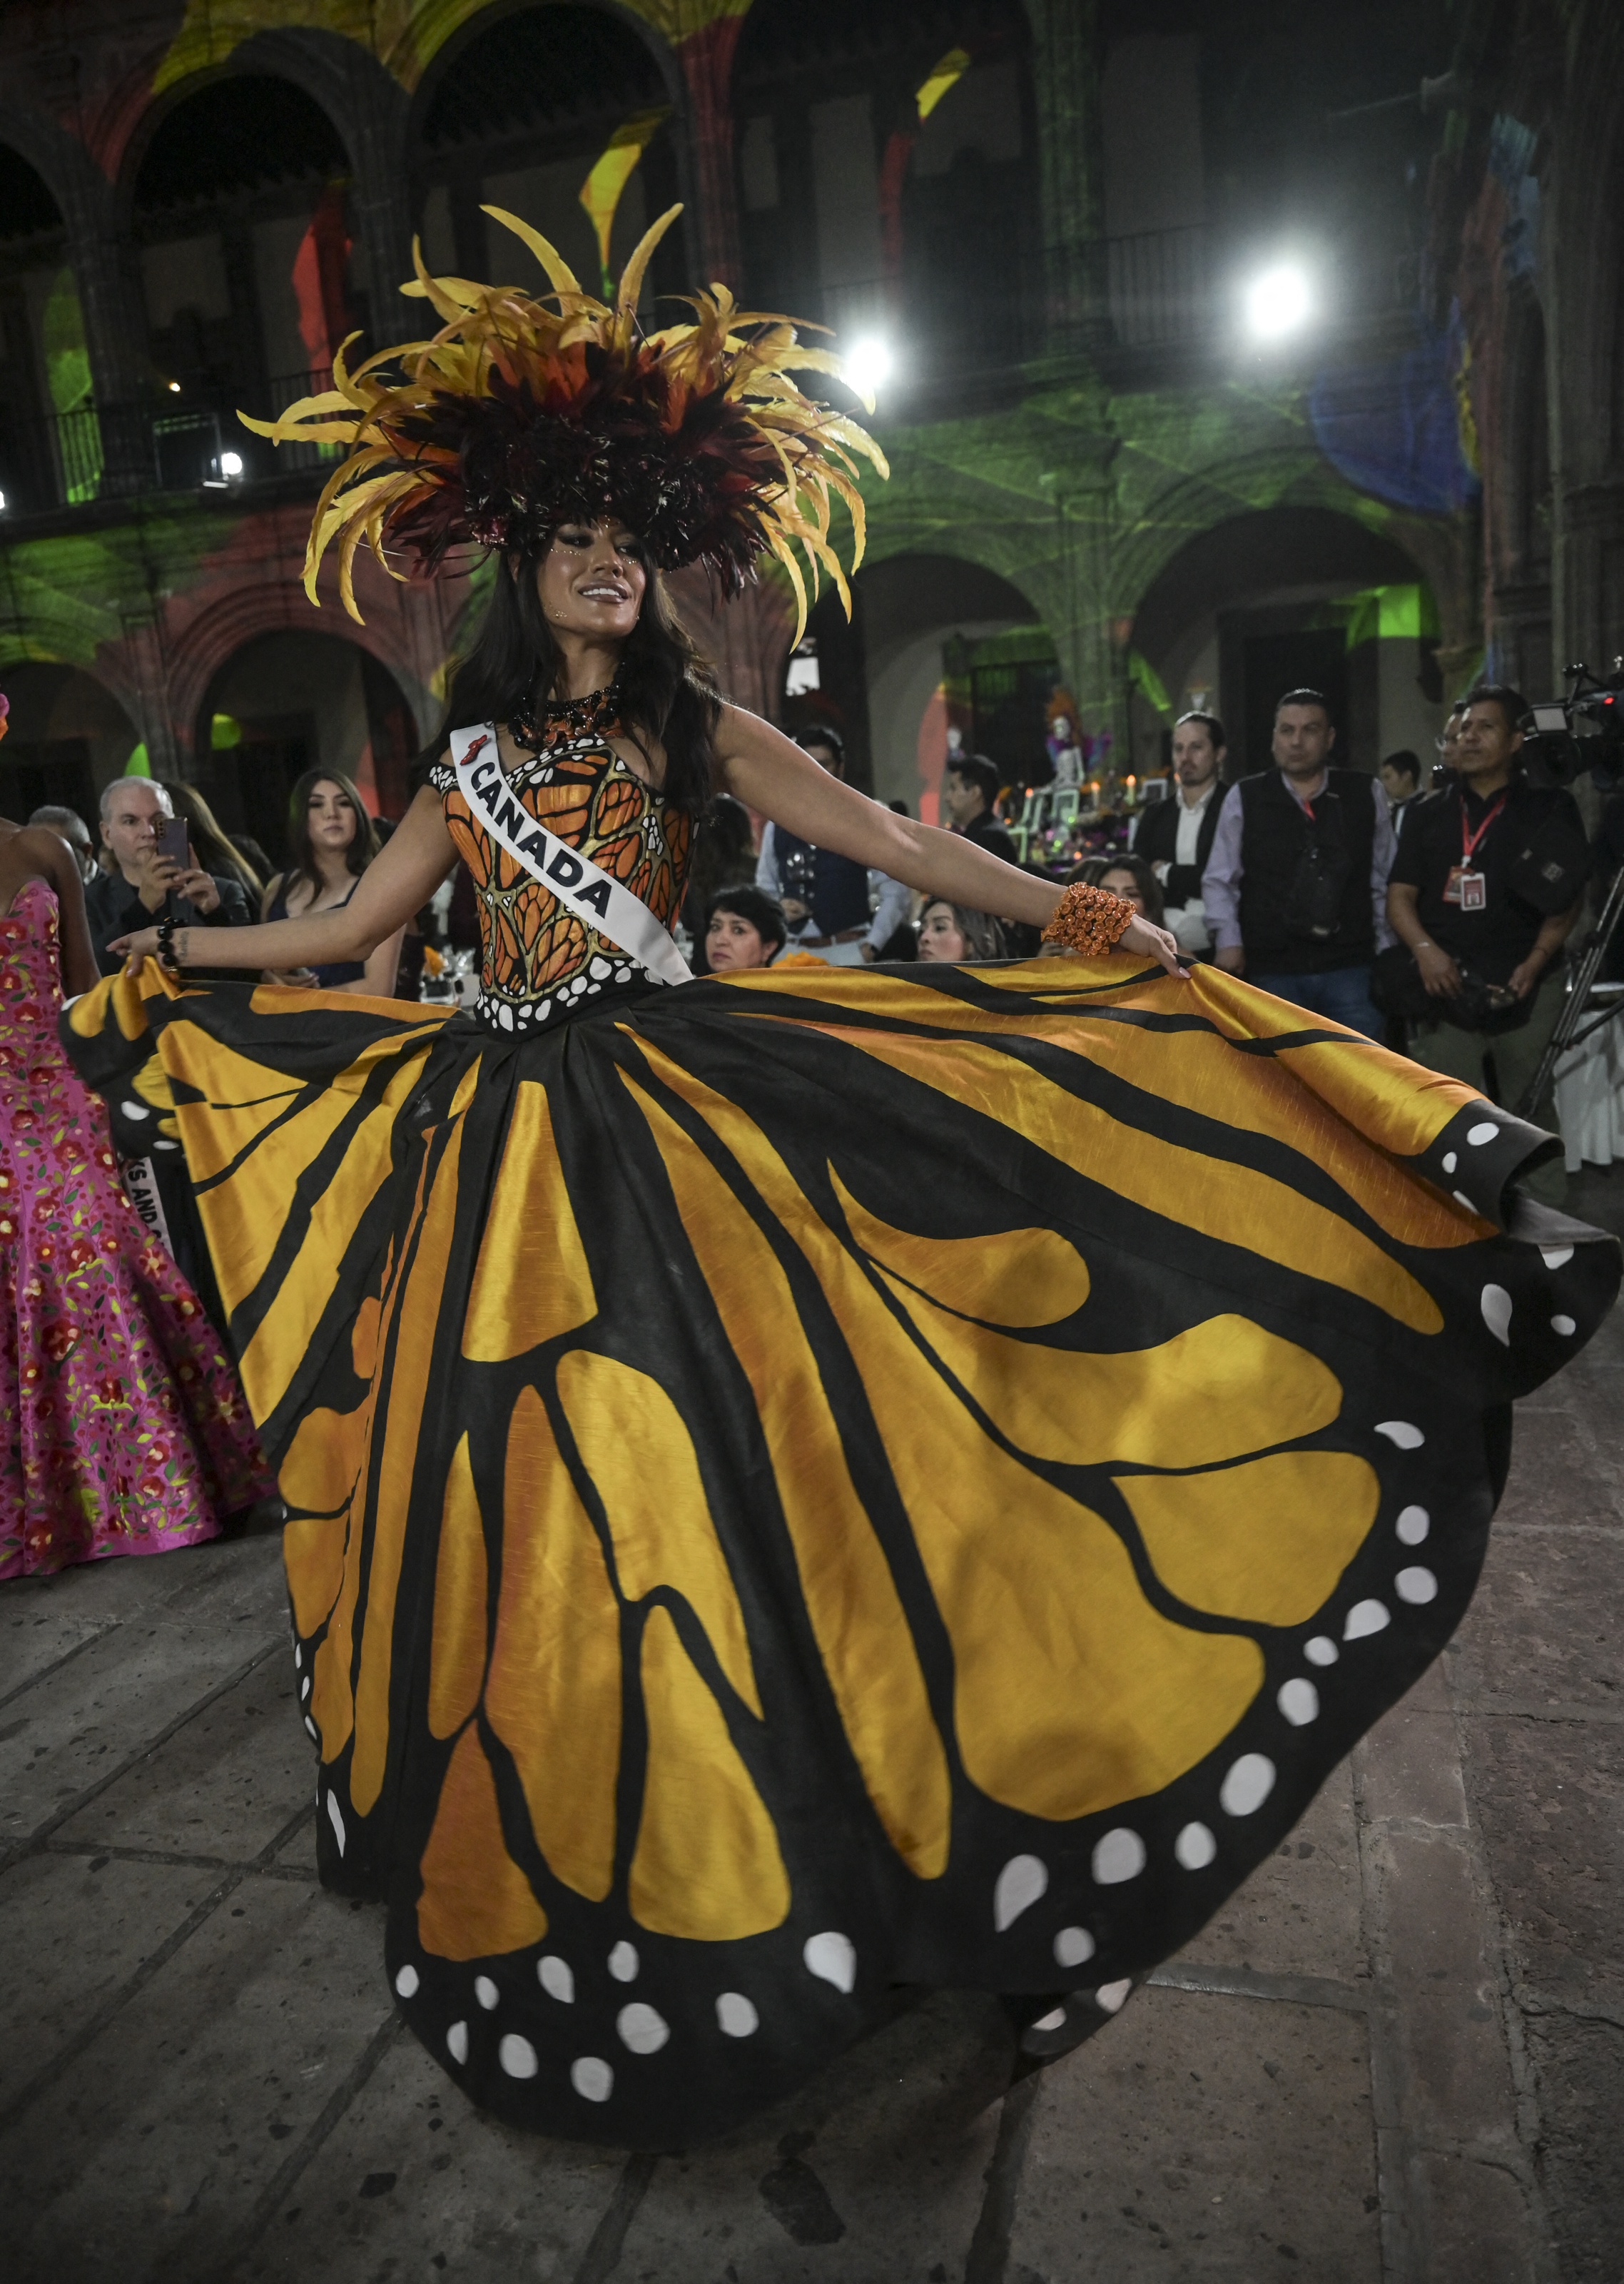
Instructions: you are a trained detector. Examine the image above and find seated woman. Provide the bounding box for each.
[917,897,1007,961]
[1095,854,1165,926]
[260,770,404,994]
[703,884,788,973]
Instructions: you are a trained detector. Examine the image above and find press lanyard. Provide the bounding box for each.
[1459,791,1507,863]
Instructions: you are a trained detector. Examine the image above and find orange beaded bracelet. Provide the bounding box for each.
[1040,881,1136,958]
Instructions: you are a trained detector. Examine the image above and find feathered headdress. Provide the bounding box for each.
[241,203,888,645]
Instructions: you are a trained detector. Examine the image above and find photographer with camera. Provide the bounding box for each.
[1384,684,1588,1208]
[1202,688,1396,1039]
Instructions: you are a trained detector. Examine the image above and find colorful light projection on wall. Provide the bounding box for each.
[579,107,671,294]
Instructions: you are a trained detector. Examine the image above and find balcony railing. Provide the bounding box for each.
[0,228,1419,523]
[0,367,335,521]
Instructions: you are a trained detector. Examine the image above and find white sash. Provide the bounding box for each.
[450,722,692,988]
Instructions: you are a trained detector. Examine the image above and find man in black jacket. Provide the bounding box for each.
[1386,684,1586,1207]
[1202,688,1396,1039]
[942,752,1020,866]
[1132,709,1226,954]
[86,774,252,976]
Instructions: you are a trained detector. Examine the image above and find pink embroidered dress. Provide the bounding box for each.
[0,881,267,1577]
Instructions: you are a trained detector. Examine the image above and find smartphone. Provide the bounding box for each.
[154,816,191,869]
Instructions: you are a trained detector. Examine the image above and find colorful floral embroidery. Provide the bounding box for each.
[0,884,268,1578]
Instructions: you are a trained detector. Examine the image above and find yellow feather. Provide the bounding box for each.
[614,203,684,328]
[482,205,585,300]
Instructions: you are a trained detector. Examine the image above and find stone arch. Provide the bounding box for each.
[1128,502,1441,778]
[189,619,425,858]
[118,47,357,206]
[406,0,685,299]
[851,549,1050,814]
[0,661,141,819]
[161,568,442,787]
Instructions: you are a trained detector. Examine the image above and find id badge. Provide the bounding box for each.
[1458,869,1487,911]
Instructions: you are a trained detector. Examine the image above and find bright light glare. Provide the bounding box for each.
[843,336,894,398]
[168,379,181,393]
[1246,264,1313,339]
[219,450,244,477]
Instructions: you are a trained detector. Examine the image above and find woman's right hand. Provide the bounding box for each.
[109,928,162,975]
[1119,915,1189,979]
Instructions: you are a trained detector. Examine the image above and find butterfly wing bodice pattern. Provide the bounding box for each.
[430,719,690,1035]
[61,843,1620,2145]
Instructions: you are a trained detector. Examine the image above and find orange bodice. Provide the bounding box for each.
[431,709,691,1034]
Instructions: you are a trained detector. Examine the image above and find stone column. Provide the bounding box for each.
[336,56,414,351]
[1022,0,1107,360]
[675,16,744,290]
[1028,411,1127,761]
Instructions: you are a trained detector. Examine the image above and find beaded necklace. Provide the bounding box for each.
[509,667,624,752]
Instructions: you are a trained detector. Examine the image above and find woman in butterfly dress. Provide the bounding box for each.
[65,208,1618,2147]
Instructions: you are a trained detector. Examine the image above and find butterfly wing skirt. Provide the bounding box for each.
[62,952,1619,2145]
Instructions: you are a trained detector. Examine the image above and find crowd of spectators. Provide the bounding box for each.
[25,680,1611,1213]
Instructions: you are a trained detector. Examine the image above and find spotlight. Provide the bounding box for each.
[842,336,894,400]
[219,450,244,477]
[168,379,181,394]
[1245,264,1313,339]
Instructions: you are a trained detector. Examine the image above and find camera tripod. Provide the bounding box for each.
[1516,860,1624,1118]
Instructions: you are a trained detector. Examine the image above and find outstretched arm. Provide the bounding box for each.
[113,786,457,976]
[715,706,1184,973]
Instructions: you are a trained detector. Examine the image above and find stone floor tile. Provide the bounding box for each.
[0,1593,284,1851]
[0,1599,115,1705]
[1396,1991,1521,2152]
[1449,1526,1624,1712]
[1173,1761,1366,1986]
[1523,2012,1624,2284]
[236,2025,619,2283]
[1463,1716,1624,2016]
[1415,2151,1540,2284]
[0,1850,218,2111]
[1353,1702,1468,1830]
[1366,1832,1492,1989]
[615,1990,1009,2283]
[54,1642,314,1863]
[272,1804,319,1880]
[1495,1405,1624,1519]
[1008,1985,1380,2283]
[4,1870,391,2284]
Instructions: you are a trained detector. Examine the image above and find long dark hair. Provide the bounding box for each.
[283,768,380,897]
[434,549,721,815]
[156,778,263,899]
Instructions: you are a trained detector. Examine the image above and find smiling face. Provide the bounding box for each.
[706,910,772,971]
[536,519,648,642]
[306,777,357,858]
[918,901,966,961]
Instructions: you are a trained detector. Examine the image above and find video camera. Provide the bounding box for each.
[1518,660,1624,790]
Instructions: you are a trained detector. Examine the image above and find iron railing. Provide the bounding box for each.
[0,365,335,520]
[0,224,1420,520]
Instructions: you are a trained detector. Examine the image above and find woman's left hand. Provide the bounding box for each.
[1119,916,1189,979]
[109,928,162,975]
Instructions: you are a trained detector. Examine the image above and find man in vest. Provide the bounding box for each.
[1202,687,1396,1039]
[756,726,910,964]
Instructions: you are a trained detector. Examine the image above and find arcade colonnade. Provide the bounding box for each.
[0,0,1621,820]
